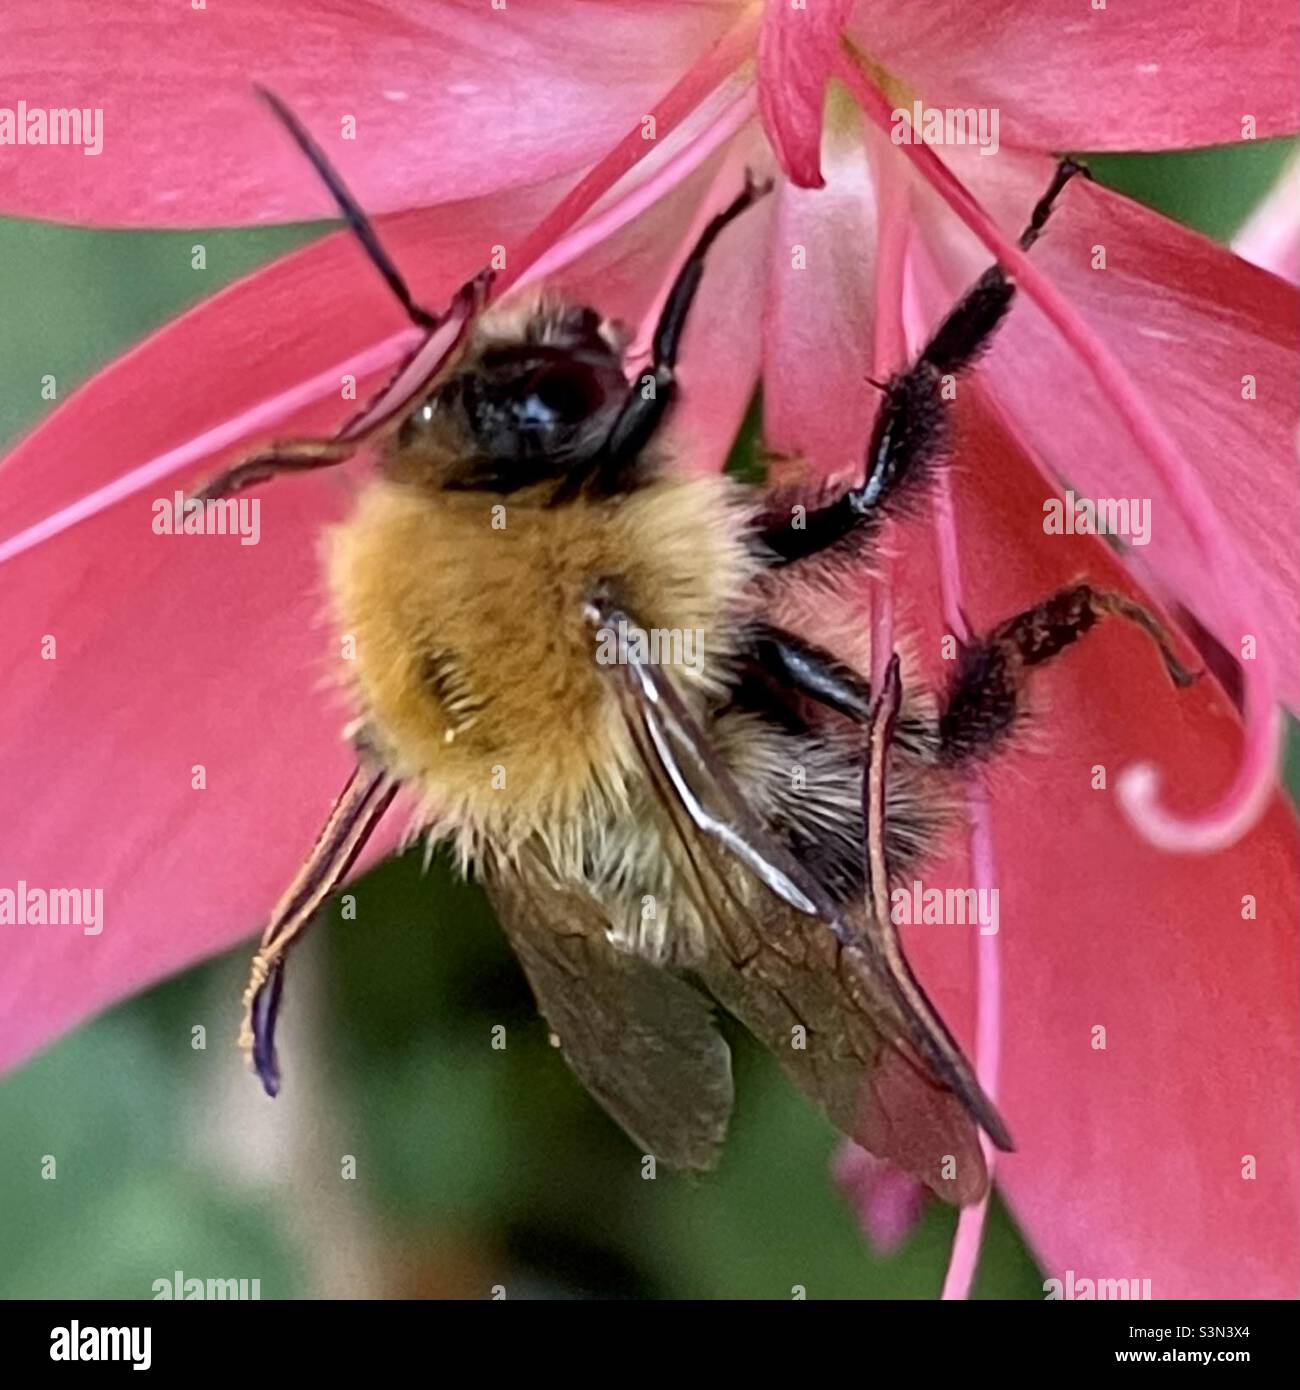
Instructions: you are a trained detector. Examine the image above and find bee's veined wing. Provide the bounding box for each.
[588,600,1005,1206]
[691,884,992,1205]
[484,850,734,1172]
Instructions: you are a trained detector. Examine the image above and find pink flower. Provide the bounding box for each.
[1,0,1295,1297]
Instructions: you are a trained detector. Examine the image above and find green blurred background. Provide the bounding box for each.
[0,138,1294,1300]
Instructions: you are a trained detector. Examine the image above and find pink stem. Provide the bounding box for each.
[0,334,419,565]
[940,780,1000,1300]
[834,45,1280,855]
[494,12,760,301]
[894,240,1001,1300]
[517,91,757,301]
[934,472,1001,1302]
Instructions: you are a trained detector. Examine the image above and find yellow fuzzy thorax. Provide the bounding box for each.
[326,471,760,860]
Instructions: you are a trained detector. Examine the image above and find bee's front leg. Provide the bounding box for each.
[190,438,356,502]
[584,173,773,495]
[762,159,1088,566]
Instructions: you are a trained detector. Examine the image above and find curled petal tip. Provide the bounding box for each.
[1117,705,1283,854]
[755,0,851,189]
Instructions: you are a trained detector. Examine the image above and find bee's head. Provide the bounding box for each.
[390,295,631,494]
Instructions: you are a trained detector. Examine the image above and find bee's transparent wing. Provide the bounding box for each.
[484,852,734,1172]
[690,890,992,1204]
[589,600,1003,1205]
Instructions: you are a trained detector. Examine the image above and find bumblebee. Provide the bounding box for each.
[205,95,1193,1206]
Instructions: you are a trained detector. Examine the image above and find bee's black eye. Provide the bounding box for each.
[436,343,628,490]
[522,361,604,427]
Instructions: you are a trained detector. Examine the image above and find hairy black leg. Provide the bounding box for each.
[731,587,1193,779]
[585,173,773,494]
[762,158,1089,565]
[937,584,1197,764]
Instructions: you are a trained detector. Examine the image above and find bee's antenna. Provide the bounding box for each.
[255,85,437,330]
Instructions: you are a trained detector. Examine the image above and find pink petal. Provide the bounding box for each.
[847,0,1300,152]
[892,392,1298,1299]
[0,0,737,226]
[835,54,1298,747]
[833,1143,927,1253]
[0,470,391,1074]
[757,0,853,188]
[761,101,880,473]
[835,87,1288,849]
[928,488,1004,1301]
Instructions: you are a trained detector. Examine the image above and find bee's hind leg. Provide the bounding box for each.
[935,584,1198,765]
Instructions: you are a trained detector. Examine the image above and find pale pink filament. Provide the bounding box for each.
[895,236,1002,1299]
[518,90,758,302]
[940,779,1001,1300]
[494,10,761,302]
[0,334,420,565]
[1232,153,1300,284]
[933,474,1002,1301]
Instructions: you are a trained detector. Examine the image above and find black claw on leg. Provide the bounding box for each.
[249,960,286,1097]
[742,168,776,203]
[1089,591,1201,689]
[761,161,1082,567]
[1018,156,1090,253]
[238,763,398,1096]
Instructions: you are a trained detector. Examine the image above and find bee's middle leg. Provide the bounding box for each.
[739,574,1193,770]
